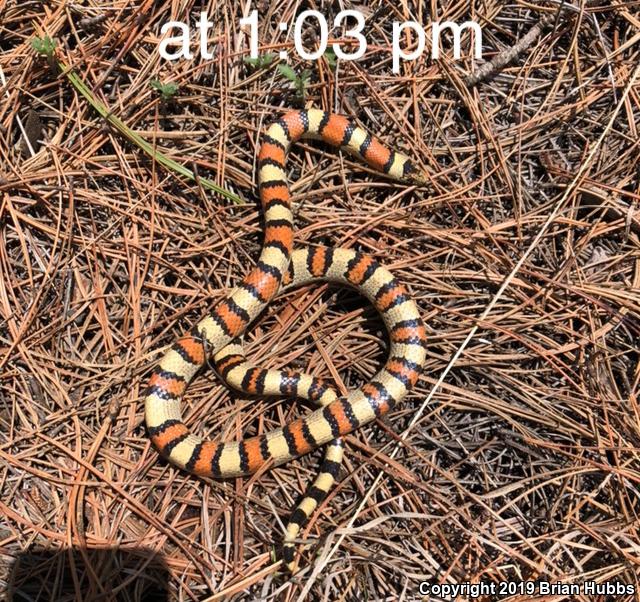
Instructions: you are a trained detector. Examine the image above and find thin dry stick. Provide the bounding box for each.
[295,63,640,601]
[467,2,617,96]
[465,11,558,86]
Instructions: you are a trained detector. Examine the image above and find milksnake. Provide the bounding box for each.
[145,109,428,571]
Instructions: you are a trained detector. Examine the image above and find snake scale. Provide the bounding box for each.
[144,109,428,570]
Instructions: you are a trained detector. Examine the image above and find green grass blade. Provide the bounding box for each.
[59,61,244,205]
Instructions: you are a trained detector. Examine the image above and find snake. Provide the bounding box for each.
[144,109,428,570]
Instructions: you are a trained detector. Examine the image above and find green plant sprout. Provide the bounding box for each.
[324,48,337,70]
[277,65,312,103]
[150,79,179,102]
[31,35,56,57]
[31,36,57,69]
[243,53,275,69]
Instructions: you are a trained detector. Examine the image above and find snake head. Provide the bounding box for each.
[405,164,428,186]
[408,170,428,186]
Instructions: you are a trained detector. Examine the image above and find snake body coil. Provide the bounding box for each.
[145,109,428,569]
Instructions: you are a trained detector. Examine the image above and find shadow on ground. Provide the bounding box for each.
[6,547,169,601]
